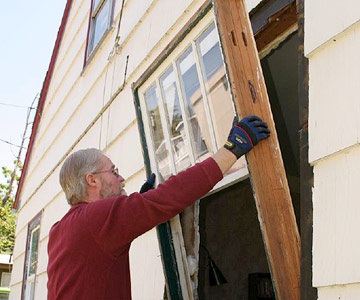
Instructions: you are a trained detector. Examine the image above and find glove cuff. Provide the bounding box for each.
[224,139,246,159]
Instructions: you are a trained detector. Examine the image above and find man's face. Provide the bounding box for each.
[96,156,127,198]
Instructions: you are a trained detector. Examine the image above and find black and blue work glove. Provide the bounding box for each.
[224,115,270,159]
[139,173,156,193]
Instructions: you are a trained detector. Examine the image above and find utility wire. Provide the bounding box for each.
[108,0,126,60]
[0,102,35,109]
[0,139,26,149]
[3,94,39,205]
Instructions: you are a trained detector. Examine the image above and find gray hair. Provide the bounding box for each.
[59,148,105,205]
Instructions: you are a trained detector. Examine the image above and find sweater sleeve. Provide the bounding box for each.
[84,157,223,257]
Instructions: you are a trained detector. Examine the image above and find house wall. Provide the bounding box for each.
[305,0,360,299]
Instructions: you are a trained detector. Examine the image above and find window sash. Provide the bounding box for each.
[139,14,247,184]
[22,213,41,300]
[87,0,113,57]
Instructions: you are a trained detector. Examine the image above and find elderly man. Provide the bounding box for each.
[47,115,270,299]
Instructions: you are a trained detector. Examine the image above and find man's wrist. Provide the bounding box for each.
[212,147,237,175]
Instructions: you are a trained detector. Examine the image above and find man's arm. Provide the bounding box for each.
[212,147,237,174]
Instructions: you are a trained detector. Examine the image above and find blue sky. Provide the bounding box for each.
[0,1,66,180]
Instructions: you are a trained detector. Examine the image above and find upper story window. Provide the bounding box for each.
[86,0,114,59]
[138,14,246,182]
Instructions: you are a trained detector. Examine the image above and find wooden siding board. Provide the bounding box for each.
[213,1,300,299]
[304,0,360,56]
[308,21,360,163]
[313,146,360,286]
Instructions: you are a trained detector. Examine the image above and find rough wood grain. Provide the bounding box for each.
[213,1,300,299]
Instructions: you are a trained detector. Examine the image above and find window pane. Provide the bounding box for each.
[89,0,110,54]
[177,48,209,162]
[144,84,171,179]
[28,227,40,277]
[160,67,190,173]
[196,23,245,173]
[197,23,234,149]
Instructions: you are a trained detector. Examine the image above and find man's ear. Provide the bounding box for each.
[85,173,98,187]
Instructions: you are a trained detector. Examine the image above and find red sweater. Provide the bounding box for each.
[47,157,222,299]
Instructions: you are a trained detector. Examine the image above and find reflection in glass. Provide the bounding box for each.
[197,23,245,172]
[89,0,110,53]
[160,67,190,173]
[28,227,40,277]
[177,48,209,162]
[197,23,234,148]
[144,84,171,179]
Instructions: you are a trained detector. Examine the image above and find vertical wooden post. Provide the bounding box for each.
[213,1,300,299]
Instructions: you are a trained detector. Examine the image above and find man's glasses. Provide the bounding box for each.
[93,167,119,177]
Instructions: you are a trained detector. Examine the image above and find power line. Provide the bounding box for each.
[3,94,39,204]
[0,102,35,109]
[0,138,26,149]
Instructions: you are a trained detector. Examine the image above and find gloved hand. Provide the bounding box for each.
[224,115,270,159]
[139,173,156,193]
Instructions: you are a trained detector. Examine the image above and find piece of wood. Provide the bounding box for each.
[254,2,297,53]
[297,0,317,298]
[213,1,300,299]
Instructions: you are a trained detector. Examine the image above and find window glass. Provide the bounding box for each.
[160,67,190,174]
[177,48,209,162]
[87,0,113,58]
[145,84,171,179]
[91,0,110,50]
[28,227,40,277]
[196,23,234,149]
[22,214,41,300]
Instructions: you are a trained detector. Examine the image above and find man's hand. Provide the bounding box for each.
[224,115,270,159]
[139,173,156,193]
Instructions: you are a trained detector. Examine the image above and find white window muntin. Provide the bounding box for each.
[139,13,249,185]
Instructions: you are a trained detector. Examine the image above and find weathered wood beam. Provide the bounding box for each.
[213,1,300,299]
